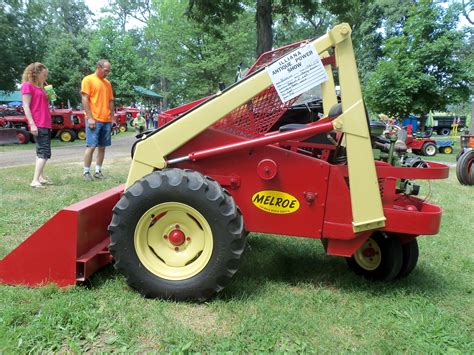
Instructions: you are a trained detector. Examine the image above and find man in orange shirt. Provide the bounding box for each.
[81,59,115,180]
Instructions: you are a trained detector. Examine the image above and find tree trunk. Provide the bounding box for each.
[256,0,272,58]
[470,99,474,134]
[419,113,426,132]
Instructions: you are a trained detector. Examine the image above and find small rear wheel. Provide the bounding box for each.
[346,232,403,281]
[77,129,86,140]
[109,168,246,301]
[397,239,419,278]
[59,129,76,142]
[422,142,437,156]
[440,146,453,154]
[16,129,30,144]
[119,124,127,133]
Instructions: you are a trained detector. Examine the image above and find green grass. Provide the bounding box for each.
[0,158,473,352]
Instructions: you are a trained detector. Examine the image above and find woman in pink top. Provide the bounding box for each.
[21,62,53,188]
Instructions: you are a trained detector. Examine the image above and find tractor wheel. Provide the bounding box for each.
[397,239,419,278]
[15,129,30,144]
[456,150,474,185]
[108,168,246,301]
[421,142,437,156]
[119,124,127,133]
[77,129,86,140]
[440,146,453,154]
[346,232,403,281]
[59,129,76,142]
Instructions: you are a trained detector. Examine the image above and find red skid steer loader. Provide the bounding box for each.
[0,24,449,301]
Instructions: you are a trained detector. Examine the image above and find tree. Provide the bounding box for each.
[364,1,473,123]
[88,17,148,104]
[43,33,90,107]
[186,0,321,57]
[0,0,49,90]
[146,0,255,106]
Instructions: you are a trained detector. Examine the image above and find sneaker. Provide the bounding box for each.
[93,172,105,180]
[83,172,93,181]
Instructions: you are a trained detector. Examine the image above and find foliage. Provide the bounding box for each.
[87,17,148,105]
[146,0,255,106]
[185,0,323,57]
[364,1,473,118]
[0,0,49,90]
[43,33,90,107]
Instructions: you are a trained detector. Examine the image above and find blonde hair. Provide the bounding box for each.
[22,62,48,87]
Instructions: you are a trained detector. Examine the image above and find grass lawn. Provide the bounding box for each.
[0,155,473,352]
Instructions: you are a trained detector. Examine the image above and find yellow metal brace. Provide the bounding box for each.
[126,23,385,233]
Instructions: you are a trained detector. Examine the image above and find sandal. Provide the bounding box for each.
[30,183,46,189]
[39,178,53,185]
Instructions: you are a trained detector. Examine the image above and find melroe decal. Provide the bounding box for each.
[252,190,300,214]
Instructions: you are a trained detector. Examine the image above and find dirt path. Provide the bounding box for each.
[0,134,136,168]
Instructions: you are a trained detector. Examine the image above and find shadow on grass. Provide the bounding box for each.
[219,234,449,301]
[77,233,449,302]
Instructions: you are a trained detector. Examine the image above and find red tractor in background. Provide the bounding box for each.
[50,109,77,142]
[0,109,78,142]
[72,110,86,140]
[117,106,139,120]
[0,115,32,143]
[114,111,128,132]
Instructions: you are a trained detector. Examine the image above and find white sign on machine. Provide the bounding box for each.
[266,44,328,103]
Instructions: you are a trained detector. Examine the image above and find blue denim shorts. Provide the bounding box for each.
[36,128,51,159]
[86,121,112,147]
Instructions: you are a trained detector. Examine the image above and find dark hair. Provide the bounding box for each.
[96,59,110,68]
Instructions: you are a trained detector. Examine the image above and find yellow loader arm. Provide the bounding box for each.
[126,23,385,233]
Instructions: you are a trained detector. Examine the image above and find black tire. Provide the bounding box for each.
[456,150,464,162]
[346,232,403,281]
[456,150,474,185]
[456,153,466,185]
[108,168,246,301]
[421,142,437,156]
[440,146,453,154]
[59,129,76,142]
[440,128,450,136]
[16,129,30,144]
[397,239,419,278]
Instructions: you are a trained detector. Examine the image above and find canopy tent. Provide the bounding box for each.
[133,86,163,107]
[0,91,22,104]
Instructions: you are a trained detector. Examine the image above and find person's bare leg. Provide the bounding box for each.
[96,146,106,167]
[84,147,95,167]
[31,157,47,186]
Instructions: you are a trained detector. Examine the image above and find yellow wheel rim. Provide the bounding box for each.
[61,132,71,142]
[78,131,86,140]
[353,238,381,271]
[444,146,453,154]
[134,202,213,280]
[119,125,127,132]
